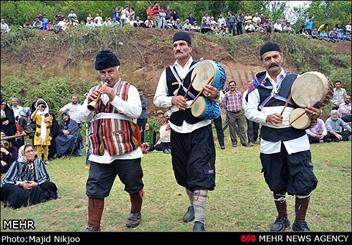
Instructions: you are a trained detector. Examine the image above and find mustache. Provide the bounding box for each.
[269,64,279,68]
[175,51,182,54]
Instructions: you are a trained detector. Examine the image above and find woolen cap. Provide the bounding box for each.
[259,41,282,56]
[173,31,192,45]
[95,50,120,70]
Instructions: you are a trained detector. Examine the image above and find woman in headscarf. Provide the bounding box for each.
[1,144,57,208]
[31,99,53,163]
[0,98,16,138]
[0,134,18,174]
[55,111,81,157]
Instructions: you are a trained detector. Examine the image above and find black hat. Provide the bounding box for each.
[95,50,120,70]
[61,111,69,117]
[173,31,192,45]
[259,41,282,57]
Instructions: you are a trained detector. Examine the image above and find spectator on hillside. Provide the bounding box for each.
[252,13,261,27]
[86,14,93,23]
[236,13,244,35]
[318,23,328,33]
[94,13,103,25]
[120,6,129,26]
[1,144,58,209]
[1,19,10,33]
[55,12,65,23]
[32,18,42,29]
[324,110,351,142]
[182,19,192,31]
[159,8,166,28]
[331,80,347,110]
[113,7,121,24]
[338,95,352,123]
[245,21,255,33]
[187,13,196,26]
[132,16,145,28]
[150,2,160,28]
[226,12,236,35]
[41,15,49,30]
[273,21,282,32]
[129,7,136,21]
[345,23,351,34]
[311,28,319,39]
[305,118,327,143]
[305,16,313,35]
[68,9,77,22]
[145,16,154,28]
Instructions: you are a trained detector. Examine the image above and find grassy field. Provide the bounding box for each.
[1,138,351,232]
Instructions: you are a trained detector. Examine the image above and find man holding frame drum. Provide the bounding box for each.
[244,41,321,232]
[154,32,222,232]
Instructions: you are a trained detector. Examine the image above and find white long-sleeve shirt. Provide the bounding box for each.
[154,57,224,134]
[245,70,310,155]
[80,79,143,163]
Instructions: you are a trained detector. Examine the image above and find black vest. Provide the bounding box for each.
[166,61,202,126]
[257,72,306,142]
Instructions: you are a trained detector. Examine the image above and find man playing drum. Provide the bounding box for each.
[244,41,321,232]
[154,31,222,232]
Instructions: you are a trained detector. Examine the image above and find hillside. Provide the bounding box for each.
[1,27,351,114]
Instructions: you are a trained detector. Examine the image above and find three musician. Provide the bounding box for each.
[244,41,321,232]
[1,35,348,233]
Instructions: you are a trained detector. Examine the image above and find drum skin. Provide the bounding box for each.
[291,71,329,108]
[191,60,226,92]
[191,96,221,120]
[289,108,311,129]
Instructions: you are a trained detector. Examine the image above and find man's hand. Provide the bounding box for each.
[1,160,7,167]
[98,84,115,102]
[335,133,343,141]
[305,106,321,120]
[266,113,283,125]
[203,85,220,100]
[0,146,9,155]
[172,96,187,110]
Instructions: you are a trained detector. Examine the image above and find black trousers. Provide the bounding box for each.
[247,119,259,144]
[213,116,225,147]
[170,125,216,191]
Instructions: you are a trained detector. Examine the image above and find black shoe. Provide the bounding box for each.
[270,216,290,232]
[183,206,195,223]
[126,212,141,228]
[85,225,100,232]
[220,145,225,150]
[292,221,310,232]
[193,221,205,232]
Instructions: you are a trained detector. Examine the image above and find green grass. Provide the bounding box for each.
[1,139,351,232]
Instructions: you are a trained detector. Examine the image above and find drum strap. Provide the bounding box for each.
[170,63,198,99]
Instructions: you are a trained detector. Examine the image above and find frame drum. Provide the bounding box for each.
[191,60,226,92]
[291,71,329,108]
[289,108,311,129]
[191,96,220,120]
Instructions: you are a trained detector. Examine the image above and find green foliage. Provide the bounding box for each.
[1,77,72,116]
[298,1,352,29]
